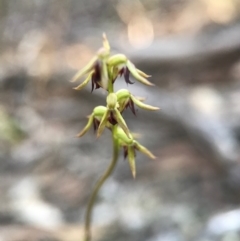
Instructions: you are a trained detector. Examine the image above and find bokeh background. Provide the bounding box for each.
[1,0,240,240]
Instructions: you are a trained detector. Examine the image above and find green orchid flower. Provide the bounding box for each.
[116,89,159,115]
[107,54,154,86]
[113,125,156,178]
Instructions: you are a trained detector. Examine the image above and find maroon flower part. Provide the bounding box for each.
[107,111,118,125]
[119,67,134,85]
[93,118,100,132]
[124,98,136,115]
[91,61,102,92]
[123,145,136,159]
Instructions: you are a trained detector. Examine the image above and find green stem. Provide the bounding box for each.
[84,136,119,241]
[107,66,114,93]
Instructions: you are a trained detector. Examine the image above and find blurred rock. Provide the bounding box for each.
[8,177,64,229]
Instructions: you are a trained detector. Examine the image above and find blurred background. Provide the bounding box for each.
[1,0,240,240]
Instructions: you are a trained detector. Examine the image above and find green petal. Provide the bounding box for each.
[116,89,130,101]
[73,70,93,90]
[135,141,156,159]
[113,109,131,138]
[128,146,136,178]
[113,125,133,145]
[131,95,159,111]
[77,114,94,137]
[126,61,154,86]
[101,60,109,90]
[71,56,97,82]
[107,54,127,66]
[93,106,107,118]
[136,68,151,78]
[107,93,118,109]
[97,109,110,137]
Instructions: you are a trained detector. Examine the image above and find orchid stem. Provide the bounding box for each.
[108,67,114,93]
[84,135,119,241]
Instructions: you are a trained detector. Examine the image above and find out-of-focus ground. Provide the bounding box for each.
[1,0,240,240]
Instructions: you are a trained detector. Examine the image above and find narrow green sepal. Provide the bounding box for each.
[97,109,110,137]
[102,33,110,52]
[126,61,154,86]
[113,109,131,138]
[77,114,94,137]
[128,146,136,178]
[71,56,97,83]
[73,70,93,90]
[131,95,159,111]
[135,141,156,159]
[136,68,151,78]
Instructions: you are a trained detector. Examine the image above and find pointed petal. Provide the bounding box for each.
[71,56,97,82]
[77,114,94,137]
[135,141,156,159]
[131,95,159,111]
[102,33,110,51]
[113,109,131,138]
[73,71,93,90]
[128,146,136,178]
[97,109,110,138]
[126,61,154,86]
[136,69,151,78]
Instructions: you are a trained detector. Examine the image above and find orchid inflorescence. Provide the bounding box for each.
[72,34,159,241]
